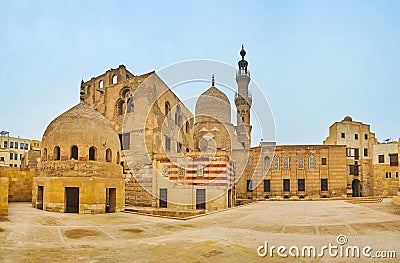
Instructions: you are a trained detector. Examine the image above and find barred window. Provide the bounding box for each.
[298,156,304,169]
[273,155,279,170]
[309,155,316,169]
[197,165,204,177]
[283,156,289,169]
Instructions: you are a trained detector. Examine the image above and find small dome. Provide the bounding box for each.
[41,102,120,163]
[195,86,231,124]
[343,116,353,122]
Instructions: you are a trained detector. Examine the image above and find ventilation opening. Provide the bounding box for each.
[283,195,289,199]
[322,195,328,198]
[299,195,305,199]
[264,195,269,199]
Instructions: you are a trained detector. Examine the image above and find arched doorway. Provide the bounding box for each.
[352,179,362,197]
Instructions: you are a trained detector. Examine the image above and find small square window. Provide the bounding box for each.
[321,158,327,165]
[355,134,358,140]
[0,157,4,161]
[341,133,345,138]
[378,155,384,163]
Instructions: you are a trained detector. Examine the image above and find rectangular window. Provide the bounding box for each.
[20,154,23,160]
[15,142,18,149]
[355,134,358,140]
[378,155,384,163]
[20,143,24,149]
[364,148,368,157]
[3,141,7,148]
[9,164,12,167]
[165,136,171,152]
[389,154,398,166]
[177,142,182,153]
[0,157,4,161]
[321,158,327,165]
[14,164,17,167]
[246,180,253,192]
[349,165,359,176]
[25,144,28,150]
[10,153,13,159]
[120,133,130,150]
[14,154,18,160]
[283,179,290,192]
[365,134,368,140]
[298,179,305,192]
[341,133,345,138]
[10,142,14,148]
[321,179,328,191]
[263,180,270,192]
[354,148,359,160]
[396,172,398,178]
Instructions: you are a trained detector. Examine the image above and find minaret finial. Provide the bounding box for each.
[80,79,85,101]
[211,74,215,86]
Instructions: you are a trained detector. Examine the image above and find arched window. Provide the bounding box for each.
[112,74,118,84]
[99,80,104,88]
[273,156,279,170]
[53,146,60,161]
[89,146,96,161]
[264,156,270,170]
[309,155,316,169]
[106,148,112,162]
[127,98,134,113]
[122,88,130,98]
[71,146,78,160]
[165,101,171,115]
[117,100,125,115]
[298,156,304,169]
[283,156,289,169]
[116,151,120,164]
[42,148,47,161]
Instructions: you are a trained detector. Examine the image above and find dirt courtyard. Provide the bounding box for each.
[1,199,400,262]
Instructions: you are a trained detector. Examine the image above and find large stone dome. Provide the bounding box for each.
[41,102,121,164]
[195,86,231,124]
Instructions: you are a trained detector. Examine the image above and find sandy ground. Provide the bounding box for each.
[1,199,400,262]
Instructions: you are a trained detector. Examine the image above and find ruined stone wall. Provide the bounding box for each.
[0,177,8,215]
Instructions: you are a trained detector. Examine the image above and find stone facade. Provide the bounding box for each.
[236,144,347,199]
[0,132,37,168]
[0,167,35,201]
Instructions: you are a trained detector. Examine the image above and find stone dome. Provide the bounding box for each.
[343,116,353,122]
[195,86,231,124]
[41,102,121,164]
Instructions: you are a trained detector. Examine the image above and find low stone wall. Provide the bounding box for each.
[0,167,37,201]
[0,177,8,215]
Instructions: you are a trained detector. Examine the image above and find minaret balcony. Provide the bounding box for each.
[234,91,252,106]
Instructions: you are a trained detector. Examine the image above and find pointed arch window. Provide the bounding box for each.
[112,74,118,84]
[298,156,304,169]
[165,101,171,115]
[99,80,104,88]
[309,155,316,169]
[264,156,270,170]
[273,155,279,170]
[127,98,134,113]
[283,156,289,169]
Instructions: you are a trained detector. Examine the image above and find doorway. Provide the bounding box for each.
[106,188,116,213]
[65,187,79,213]
[227,189,232,208]
[196,189,206,210]
[159,189,167,208]
[37,186,43,210]
[352,179,362,197]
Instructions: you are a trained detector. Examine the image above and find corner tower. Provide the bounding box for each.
[235,45,252,148]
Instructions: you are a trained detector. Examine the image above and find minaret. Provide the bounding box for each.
[235,45,252,148]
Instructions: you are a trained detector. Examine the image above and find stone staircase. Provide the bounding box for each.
[346,197,383,204]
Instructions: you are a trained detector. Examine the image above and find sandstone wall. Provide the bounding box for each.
[0,167,36,201]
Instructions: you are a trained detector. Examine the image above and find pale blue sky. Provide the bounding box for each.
[1,0,399,144]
